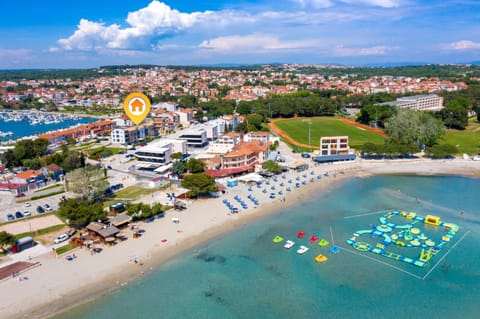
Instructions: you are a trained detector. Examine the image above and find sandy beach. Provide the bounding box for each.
[0,158,479,319]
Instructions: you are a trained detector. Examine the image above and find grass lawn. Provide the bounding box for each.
[114,186,155,200]
[440,119,480,155]
[14,224,66,240]
[275,117,386,149]
[33,184,62,193]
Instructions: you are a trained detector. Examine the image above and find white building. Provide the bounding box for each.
[203,123,219,141]
[134,139,187,169]
[379,94,444,111]
[206,132,243,154]
[179,128,208,148]
[320,136,350,156]
[152,102,178,112]
[243,131,279,144]
[111,122,155,146]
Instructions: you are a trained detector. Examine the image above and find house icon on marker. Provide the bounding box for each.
[130,98,144,113]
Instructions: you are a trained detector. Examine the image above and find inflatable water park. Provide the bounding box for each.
[346,210,459,267]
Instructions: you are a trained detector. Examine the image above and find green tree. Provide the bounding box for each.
[263,160,282,174]
[66,137,76,146]
[171,160,187,176]
[246,114,264,131]
[57,197,106,228]
[181,173,218,197]
[385,109,445,146]
[425,144,458,158]
[66,165,109,199]
[171,152,184,160]
[440,103,468,130]
[0,231,15,253]
[186,158,206,173]
[269,140,279,151]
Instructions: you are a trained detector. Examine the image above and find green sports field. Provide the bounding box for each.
[274,117,386,149]
[439,119,480,155]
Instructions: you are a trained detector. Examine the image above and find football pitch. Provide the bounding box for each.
[273,117,386,149]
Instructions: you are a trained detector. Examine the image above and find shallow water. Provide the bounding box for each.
[55,175,480,319]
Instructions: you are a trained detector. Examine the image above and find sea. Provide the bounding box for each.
[55,175,480,319]
[0,116,97,141]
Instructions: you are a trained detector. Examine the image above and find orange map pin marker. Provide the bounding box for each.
[124,92,151,125]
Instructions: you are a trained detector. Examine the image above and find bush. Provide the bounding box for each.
[425,144,457,158]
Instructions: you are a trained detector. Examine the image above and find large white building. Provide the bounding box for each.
[379,94,444,111]
[111,122,155,146]
[134,139,187,170]
[179,128,209,148]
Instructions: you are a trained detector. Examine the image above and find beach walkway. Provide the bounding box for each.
[0,261,40,281]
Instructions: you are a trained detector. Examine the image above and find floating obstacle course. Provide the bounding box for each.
[346,210,459,268]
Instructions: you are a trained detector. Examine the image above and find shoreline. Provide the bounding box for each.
[1,159,479,319]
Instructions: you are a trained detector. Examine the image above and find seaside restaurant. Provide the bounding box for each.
[86,222,121,243]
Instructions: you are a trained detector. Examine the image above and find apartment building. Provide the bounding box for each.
[221,140,271,169]
[378,94,444,111]
[179,128,208,148]
[320,136,350,156]
[135,139,187,169]
[111,121,155,145]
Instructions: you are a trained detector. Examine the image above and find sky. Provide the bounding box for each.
[0,0,479,69]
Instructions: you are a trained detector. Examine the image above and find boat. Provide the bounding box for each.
[309,236,319,244]
[273,235,284,243]
[297,231,306,238]
[318,239,329,247]
[314,254,328,263]
[297,245,309,255]
[284,240,295,249]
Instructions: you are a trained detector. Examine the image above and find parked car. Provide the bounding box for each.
[24,202,31,207]
[15,193,26,198]
[44,204,53,211]
[107,165,113,170]
[23,210,31,217]
[6,214,15,221]
[15,211,24,219]
[36,206,45,214]
[301,152,311,158]
[54,233,69,244]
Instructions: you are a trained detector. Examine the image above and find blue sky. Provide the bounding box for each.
[0,0,479,68]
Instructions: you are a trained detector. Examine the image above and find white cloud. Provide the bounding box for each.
[199,34,318,53]
[58,1,250,51]
[444,40,480,51]
[57,0,407,55]
[334,45,398,56]
[294,0,399,8]
[292,0,334,8]
[339,0,399,8]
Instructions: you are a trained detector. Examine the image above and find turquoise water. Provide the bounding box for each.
[55,175,480,319]
[0,117,97,141]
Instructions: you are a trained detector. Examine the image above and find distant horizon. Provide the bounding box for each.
[1,1,479,69]
[1,61,480,72]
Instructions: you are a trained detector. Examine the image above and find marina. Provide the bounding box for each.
[0,111,96,142]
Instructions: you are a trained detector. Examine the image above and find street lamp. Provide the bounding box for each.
[307,120,312,151]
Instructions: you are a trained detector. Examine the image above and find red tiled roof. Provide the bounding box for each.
[205,165,254,178]
[15,170,42,179]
